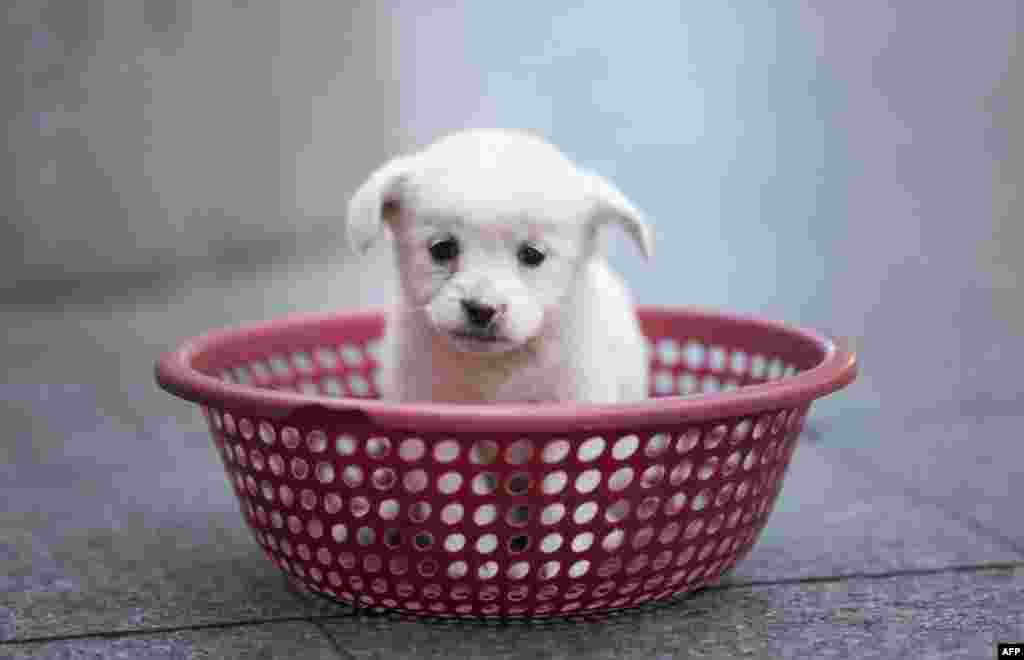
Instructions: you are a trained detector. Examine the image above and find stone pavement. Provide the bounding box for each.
[2,244,1022,659]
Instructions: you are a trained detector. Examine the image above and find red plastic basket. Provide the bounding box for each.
[155,306,856,620]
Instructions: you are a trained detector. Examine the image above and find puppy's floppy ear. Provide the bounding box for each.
[579,169,654,260]
[346,156,414,255]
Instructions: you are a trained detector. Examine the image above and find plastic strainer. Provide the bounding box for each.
[155,306,856,620]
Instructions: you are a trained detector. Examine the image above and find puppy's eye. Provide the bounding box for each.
[517,243,546,267]
[429,236,460,263]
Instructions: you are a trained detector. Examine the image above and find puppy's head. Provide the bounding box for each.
[347,129,652,355]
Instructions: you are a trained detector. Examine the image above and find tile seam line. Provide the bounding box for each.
[0,614,346,648]
[827,443,1024,557]
[312,619,359,660]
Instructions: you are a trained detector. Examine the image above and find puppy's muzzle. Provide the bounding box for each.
[460,298,499,329]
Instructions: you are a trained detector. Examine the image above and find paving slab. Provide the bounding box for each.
[0,384,358,641]
[817,413,1024,551]
[730,439,1021,584]
[0,382,312,641]
[0,506,310,642]
[320,567,1024,660]
[0,620,340,660]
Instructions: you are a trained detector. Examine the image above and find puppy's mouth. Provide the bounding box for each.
[445,328,518,353]
[452,330,500,342]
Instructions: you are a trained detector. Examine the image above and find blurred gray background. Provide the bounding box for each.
[4,1,1021,418]
[3,4,1024,654]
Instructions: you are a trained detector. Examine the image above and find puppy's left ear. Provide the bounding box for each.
[580,169,654,260]
[346,156,415,255]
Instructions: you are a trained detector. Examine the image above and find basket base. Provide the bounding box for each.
[283,571,731,623]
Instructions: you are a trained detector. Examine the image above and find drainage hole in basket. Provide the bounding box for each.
[632,527,655,550]
[506,473,531,496]
[437,471,463,495]
[641,465,666,488]
[403,469,429,493]
[659,521,681,544]
[540,502,566,525]
[388,556,408,575]
[378,498,400,520]
[541,471,568,495]
[577,436,606,462]
[597,557,622,577]
[646,433,671,458]
[683,340,705,369]
[571,532,594,553]
[366,436,392,459]
[472,473,499,496]
[478,561,499,580]
[441,502,464,525]
[409,501,431,523]
[627,554,649,573]
[539,561,560,580]
[433,439,460,463]
[331,523,348,543]
[363,554,382,573]
[506,504,530,527]
[573,501,598,525]
[356,527,375,546]
[608,467,634,492]
[602,529,625,552]
[722,452,742,478]
[507,561,530,580]
[476,534,499,554]
[691,489,711,511]
[637,495,661,520]
[540,533,563,553]
[413,531,434,551]
[506,439,534,465]
[509,534,531,553]
[335,434,357,456]
[569,560,591,579]
[470,440,500,465]
[350,496,370,518]
[676,429,700,454]
[300,489,318,511]
[605,499,631,523]
[473,504,498,526]
[398,437,426,462]
[444,533,465,553]
[697,456,719,481]
[612,434,639,460]
[418,559,438,577]
[704,425,728,450]
[383,529,402,549]
[542,438,571,464]
[372,468,396,490]
[575,469,602,494]
[342,465,363,488]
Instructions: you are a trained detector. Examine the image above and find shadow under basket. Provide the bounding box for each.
[155,306,857,620]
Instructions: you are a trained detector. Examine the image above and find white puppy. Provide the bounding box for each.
[347,129,652,404]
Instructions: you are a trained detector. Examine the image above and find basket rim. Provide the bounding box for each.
[155,305,857,433]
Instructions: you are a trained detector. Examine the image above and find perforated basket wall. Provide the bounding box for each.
[156,307,856,620]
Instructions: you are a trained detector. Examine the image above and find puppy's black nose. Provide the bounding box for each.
[461,299,497,328]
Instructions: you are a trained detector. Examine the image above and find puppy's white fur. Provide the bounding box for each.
[347,129,652,404]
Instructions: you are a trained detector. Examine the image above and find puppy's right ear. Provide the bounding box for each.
[346,156,414,255]
[579,169,654,261]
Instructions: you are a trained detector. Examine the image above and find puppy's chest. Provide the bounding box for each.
[422,338,571,403]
